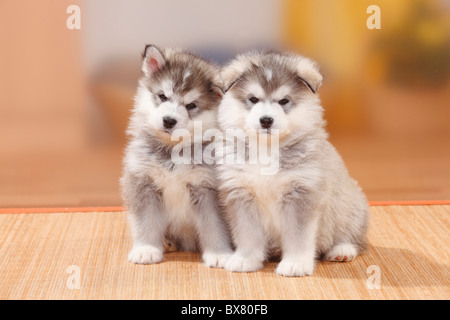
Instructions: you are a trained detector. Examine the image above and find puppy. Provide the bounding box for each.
[121,45,232,268]
[217,50,369,276]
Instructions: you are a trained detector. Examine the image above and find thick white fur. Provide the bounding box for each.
[125,90,232,267]
[217,51,369,277]
[221,50,323,93]
[122,47,232,268]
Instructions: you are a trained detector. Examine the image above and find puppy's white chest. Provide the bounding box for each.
[250,175,282,209]
[240,167,291,232]
[148,164,214,219]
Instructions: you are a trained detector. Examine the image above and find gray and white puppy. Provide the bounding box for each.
[217,50,369,277]
[121,45,232,267]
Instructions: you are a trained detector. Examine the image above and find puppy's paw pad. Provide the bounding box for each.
[128,246,163,264]
[275,259,314,277]
[224,254,263,273]
[202,251,233,269]
[325,243,358,262]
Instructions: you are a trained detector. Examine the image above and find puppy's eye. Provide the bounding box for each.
[159,94,168,102]
[279,98,289,106]
[249,97,259,104]
[186,103,197,110]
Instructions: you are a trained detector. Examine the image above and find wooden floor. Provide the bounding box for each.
[0,204,448,300]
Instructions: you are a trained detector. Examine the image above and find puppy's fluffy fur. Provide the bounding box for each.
[217,50,369,276]
[121,45,232,267]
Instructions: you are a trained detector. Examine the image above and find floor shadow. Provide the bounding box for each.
[314,244,450,288]
[156,245,449,289]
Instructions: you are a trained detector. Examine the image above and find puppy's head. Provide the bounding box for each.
[218,50,324,141]
[132,45,222,144]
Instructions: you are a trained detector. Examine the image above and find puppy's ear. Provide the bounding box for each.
[295,57,323,94]
[211,73,224,98]
[221,55,256,92]
[210,84,223,98]
[220,67,242,93]
[142,44,165,77]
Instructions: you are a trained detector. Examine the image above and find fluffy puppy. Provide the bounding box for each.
[217,50,369,276]
[121,45,232,267]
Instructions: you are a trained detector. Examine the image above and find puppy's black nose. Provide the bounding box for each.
[163,117,177,129]
[259,117,274,129]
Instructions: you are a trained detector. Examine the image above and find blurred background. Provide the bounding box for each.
[0,0,449,207]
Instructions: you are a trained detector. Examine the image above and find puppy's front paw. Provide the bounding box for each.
[202,251,232,269]
[275,258,314,277]
[128,245,163,264]
[224,254,263,273]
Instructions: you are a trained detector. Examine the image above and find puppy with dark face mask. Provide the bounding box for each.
[217,50,369,277]
[121,45,232,267]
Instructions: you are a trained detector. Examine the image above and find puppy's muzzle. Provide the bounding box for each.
[259,116,274,129]
[163,116,177,129]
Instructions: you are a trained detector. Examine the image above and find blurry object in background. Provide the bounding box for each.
[283,0,450,134]
[88,58,141,147]
[369,0,450,88]
[363,0,450,138]
[283,0,370,133]
[0,0,106,207]
[82,0,281,72]
[0,0,86,153]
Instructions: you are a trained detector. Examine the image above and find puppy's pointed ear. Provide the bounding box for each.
[221,57,254,93]
[211,73,224,98]
[221,69,241,93]
[142,44,165,77]
[295,57,323,94]
[221,52,263,93]
[211,84,224,100]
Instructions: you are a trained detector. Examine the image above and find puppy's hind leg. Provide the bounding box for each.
[324,243,359,262]
[163,237,178,252]
[323,195,368,262]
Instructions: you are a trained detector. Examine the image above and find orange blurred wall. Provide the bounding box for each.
[0,0,86,154]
